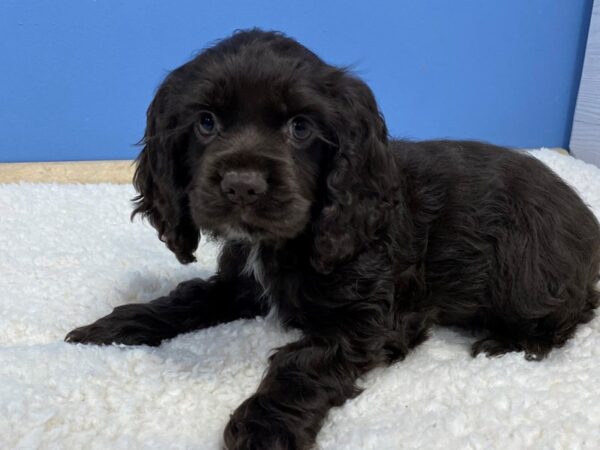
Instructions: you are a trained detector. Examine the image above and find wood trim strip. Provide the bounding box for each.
[0,149,568,184]
[0,160,135,184]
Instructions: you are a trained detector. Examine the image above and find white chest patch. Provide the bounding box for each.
[242,243,269,298]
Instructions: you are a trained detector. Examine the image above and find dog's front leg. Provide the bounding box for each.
[223,335,378,450]
[65,241,267,346]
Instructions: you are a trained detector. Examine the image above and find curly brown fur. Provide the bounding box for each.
[66,29,600,449]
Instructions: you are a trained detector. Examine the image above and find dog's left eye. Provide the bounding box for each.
[198,111,217,135]
[289,116,313,141]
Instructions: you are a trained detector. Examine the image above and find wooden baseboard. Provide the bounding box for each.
[0,148,569,184]
[0,160,135,184]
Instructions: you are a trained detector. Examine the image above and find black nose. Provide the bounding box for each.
[220,170,268,205]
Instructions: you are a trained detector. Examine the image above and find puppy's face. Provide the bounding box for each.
[134,30,387,263]
[182,38,333,242]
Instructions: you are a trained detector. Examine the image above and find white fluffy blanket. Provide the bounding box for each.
[1,149,599,450]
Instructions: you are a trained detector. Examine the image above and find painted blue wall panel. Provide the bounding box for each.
[0,0,593,162]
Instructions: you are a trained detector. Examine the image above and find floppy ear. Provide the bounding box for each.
[311,70,398,274]
[131,83,200,264]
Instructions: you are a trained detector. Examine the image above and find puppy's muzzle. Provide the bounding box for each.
[220,170,267,205]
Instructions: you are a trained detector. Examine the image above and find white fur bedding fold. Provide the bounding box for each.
[0,149,599,449]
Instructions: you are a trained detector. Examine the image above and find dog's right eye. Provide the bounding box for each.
[288,116,313,141]
[198,111,217,136]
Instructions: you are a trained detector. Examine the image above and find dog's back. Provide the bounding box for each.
[390,139,600,359]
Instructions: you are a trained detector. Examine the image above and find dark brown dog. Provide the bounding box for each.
[66,29,600,450]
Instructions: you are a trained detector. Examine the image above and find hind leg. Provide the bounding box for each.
[474,282,599,361]
[471,333,555,361]
[472,231,599,361]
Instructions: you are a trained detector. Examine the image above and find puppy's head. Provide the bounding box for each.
[133,29,390,270]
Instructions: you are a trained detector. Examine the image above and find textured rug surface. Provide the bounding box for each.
[1,149,599,450]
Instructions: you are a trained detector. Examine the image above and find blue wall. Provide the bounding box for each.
[0,0,593,163]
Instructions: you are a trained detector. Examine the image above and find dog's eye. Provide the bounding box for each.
[198,111,217,135]
[289,116,312,141]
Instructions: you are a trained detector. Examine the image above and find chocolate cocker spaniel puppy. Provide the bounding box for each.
[66,29,600,449]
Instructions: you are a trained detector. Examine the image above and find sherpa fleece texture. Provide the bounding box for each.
[0,149,599,450]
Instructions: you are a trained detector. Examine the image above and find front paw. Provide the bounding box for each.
[64,305,173,346]
[65,322,159,346]
[224,395,297,450]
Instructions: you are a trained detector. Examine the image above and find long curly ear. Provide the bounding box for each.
[311,70,398,273]
[131,83,200,264]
